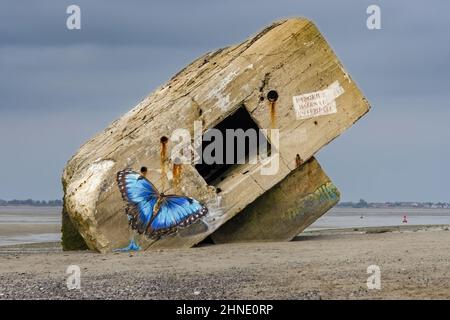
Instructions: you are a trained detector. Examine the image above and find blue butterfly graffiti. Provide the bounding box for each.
[116,169,208,241]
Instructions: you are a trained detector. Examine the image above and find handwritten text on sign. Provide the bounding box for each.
[292,81,344,120]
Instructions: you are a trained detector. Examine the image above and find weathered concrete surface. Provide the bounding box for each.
[61,206,88,250]
[211,157,339,243]
[62,18,370,252]
[61,157,337,249]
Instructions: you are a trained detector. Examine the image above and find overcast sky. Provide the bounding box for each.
[0,0,449,202]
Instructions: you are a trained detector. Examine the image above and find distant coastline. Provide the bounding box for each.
[0,199,62,207]
[337,199,450,209]
[1,198,449,209]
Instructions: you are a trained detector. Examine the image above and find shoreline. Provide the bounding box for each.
[1,205,449,247]
[0,224,448,251]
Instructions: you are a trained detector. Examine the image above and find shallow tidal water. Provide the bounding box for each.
[0,206,61,246]
[307,207,450,230]
[0,206,449,246]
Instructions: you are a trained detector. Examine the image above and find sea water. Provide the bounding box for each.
[0,206,449,246]
[307,207,450,230]
[0,206,61,246]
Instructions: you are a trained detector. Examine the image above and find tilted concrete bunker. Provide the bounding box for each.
[62,18,370,252]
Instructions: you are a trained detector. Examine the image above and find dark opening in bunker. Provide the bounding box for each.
[195,106,271,186]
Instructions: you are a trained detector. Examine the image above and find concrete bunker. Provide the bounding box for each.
[61,18,370,252]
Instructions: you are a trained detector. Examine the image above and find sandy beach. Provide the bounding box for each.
[0,225,449,300]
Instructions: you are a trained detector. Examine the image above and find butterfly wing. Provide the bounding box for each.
[147,195,208,237]
[116,169,159,233]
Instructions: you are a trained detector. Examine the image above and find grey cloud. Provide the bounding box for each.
[0,0,449,201]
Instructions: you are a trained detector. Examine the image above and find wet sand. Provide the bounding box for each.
[0,206,60,246]
[0,225,449,300]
